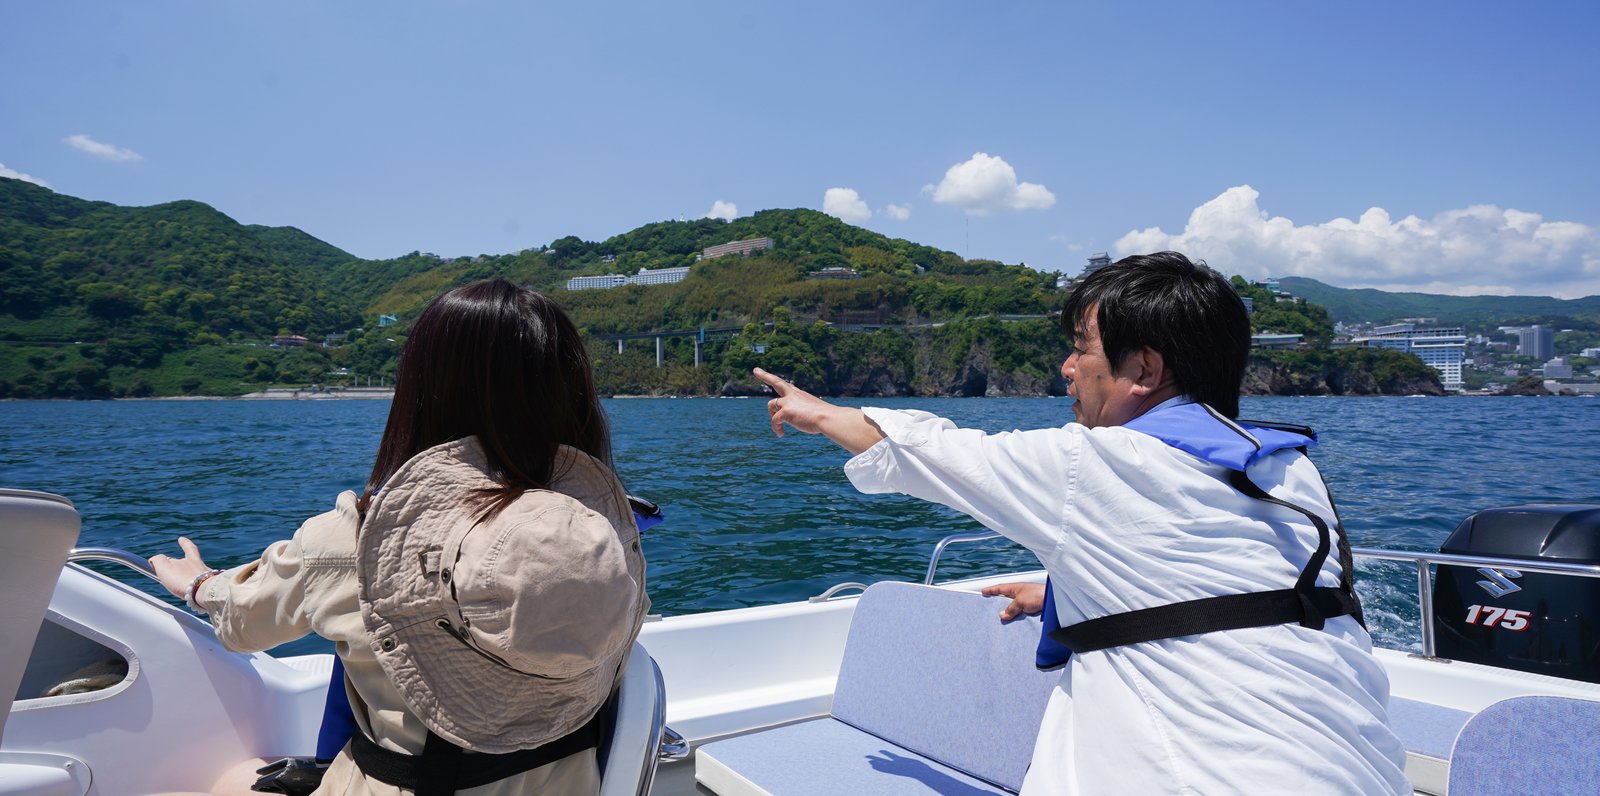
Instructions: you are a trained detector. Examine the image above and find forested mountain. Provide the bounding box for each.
[1280,276,1600,327]
[0,176,1437,399]
[0,178,362,345]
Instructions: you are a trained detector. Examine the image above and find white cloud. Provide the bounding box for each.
[1114,185,1600,299]
[0,162,48,187]
[823,187,872,223]
[705,200,738,221]
[930,152,1055,216]
[885,203,911,221]
[63,134,143,162]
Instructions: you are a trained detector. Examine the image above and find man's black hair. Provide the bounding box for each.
[1062,251,1250,418]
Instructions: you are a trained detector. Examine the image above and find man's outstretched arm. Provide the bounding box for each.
[754,367,886,455]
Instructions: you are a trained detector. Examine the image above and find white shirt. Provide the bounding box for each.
[843,407,1410,795]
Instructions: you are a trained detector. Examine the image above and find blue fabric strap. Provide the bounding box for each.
[1035,581,1072,670]
[316,656,359,761]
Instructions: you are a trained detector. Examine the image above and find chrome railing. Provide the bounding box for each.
[923,530,1003,585]
[809,582,869,602]
[68,546,157,580]
[923,533,1600,659]
[1350,547,1600,658]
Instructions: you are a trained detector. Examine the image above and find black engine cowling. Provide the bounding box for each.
[1432,503,1600,683]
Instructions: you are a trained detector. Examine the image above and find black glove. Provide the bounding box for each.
[251,757,330,796]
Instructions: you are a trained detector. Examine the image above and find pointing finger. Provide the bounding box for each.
[179,537,201,558]
[752,368,790,396]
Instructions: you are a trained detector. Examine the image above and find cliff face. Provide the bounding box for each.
[1500,376,1553,396]
[1241,358,1445,396]
[909,340,1062,397]
[927,359,1060,397]
[721,343,1446,398]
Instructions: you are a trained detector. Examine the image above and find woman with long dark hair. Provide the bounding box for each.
[152,279,647,795]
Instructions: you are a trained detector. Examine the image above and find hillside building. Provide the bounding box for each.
[1251,333,1302,349]
[1519,325,1555,360]
[1544,357,1573,379]
[566,274,629,291]
[1080,252,1112,278]
[807,267,861,280]
[1359,323,1466,391]
[702,237,773,260]
[629,266,691,286]
[566,266,691,291]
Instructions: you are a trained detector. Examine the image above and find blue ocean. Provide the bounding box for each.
[3,396,1597,657]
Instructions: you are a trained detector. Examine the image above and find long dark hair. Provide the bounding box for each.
[358,279,611,518]
[1062,251,1250,418]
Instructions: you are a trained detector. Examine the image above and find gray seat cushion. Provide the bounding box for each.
[1389,696,1472,761]
[1447,695,1600,796]
[696,718,1012,796]
[696,583,1059,795]
[1388,696,1474,795]
[830,582,1057,791]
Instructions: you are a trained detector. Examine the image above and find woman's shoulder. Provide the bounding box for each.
[293,490,362,557]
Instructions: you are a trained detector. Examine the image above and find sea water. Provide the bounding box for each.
[2,396,1597,657]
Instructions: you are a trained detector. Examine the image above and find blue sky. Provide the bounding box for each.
[4,2,1598,297]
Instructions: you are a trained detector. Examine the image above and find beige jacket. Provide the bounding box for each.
[197,440,647,795]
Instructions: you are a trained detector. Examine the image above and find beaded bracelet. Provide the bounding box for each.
[186,568,224,614]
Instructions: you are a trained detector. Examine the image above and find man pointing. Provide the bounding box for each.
[755,251,1407,795]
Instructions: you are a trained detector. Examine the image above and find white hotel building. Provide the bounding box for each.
[566,266,691,291]
[1359,323,1466,391]
[566,274,630,291]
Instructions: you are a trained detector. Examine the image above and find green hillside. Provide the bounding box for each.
[326,208,1053,333]
[0,179,1062,397]
[0,178,363,344]
[0,177,1447,399]
[1279,276,1600,327]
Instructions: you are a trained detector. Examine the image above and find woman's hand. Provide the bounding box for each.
[981,581,1047,621]
[150,537,214,600]
[753,368,886,454]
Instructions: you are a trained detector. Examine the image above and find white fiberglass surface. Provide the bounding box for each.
[3,566,327,795]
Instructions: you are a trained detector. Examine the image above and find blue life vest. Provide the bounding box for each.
[1034,403,1357,669]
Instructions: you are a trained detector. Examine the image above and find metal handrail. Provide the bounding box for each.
[923,531,1003,585]
[922,534,1600,658]
[809,582,869,602]
[1350,546,1600,658]
[68,546,157,580]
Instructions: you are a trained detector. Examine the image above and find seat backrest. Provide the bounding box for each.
[0,490,82,745]
[831,581,1057,793]
[598,642,664,796]
[1446,695,1600,796]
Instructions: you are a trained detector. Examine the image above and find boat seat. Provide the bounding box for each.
[1445,695,1600,796]
[1387,696,1472,795]
[696,582,1058,796]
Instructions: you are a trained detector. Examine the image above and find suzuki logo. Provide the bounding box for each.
[1475,568,1523,598]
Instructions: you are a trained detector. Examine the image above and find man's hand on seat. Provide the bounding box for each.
[981,582,1046,621]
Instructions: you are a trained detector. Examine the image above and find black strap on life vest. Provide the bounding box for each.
[1050,467,1365,655]
[348,702,605,796]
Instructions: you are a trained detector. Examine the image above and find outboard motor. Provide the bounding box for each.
[1433,503,1600,683]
